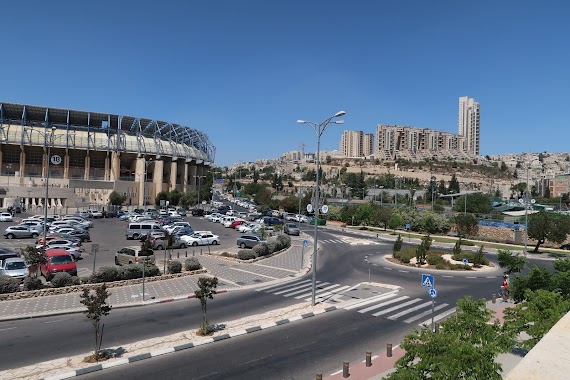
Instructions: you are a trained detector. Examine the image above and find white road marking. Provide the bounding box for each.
[358,296,409,314]
[403,303,448,323]
[418,307,457,326]
[372,299,423,317]
[387,301,433,320]
[228,267,278,279]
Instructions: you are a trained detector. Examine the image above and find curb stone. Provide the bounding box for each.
[37,305,338,380]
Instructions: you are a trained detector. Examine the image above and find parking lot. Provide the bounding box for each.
[0,211,258,278]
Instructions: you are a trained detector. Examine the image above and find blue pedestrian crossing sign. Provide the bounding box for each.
[462,258,469,265]
[429,288,437,298]
[303,239,309,247]
[421,274,435,288]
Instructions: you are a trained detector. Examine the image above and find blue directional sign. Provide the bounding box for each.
[303,239,309,248]
[462,258,469,265]
[405,223,411,230]
[421,273,435,288]
[429,288,437,298]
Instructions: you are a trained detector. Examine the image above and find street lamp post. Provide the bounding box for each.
[298,110,346,306]
[142,158,154,208]
[197,175,206,207]
[379,186,384,205]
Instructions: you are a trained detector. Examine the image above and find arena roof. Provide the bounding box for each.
[0,102,215,162]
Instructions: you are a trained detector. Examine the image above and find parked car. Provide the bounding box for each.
[560,243,570,250]
[89,210,103,218]
[181,232,220,246]
[172,227,195,237]
[0,212,14,222]
[284,223,301,236]
[38,239,81,250]
[151,235,188,250]
[191,208,205,217]
[4,226,40,239]
[164,222,192,234]
[76,211,92,219]
[236,234,265,249]
[40,249,77,280]
[0,257,29,281]
[61,230,91,242]
[176,208,188,217]
[114,246,156,266]
[262,216,284,226]
[230,220,246,229]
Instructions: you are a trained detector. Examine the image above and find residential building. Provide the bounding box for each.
[458,96,480,155]
[339,130,374,158]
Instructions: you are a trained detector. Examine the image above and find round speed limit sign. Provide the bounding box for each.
[50,155,62,165]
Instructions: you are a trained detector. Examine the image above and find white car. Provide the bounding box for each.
[236,222,256,233]
[205,213,222,222]
[294,214,309,223]
[0,213,14,222]
[180,232,219,246]
[164,222,192,234]
[89,210,103,218]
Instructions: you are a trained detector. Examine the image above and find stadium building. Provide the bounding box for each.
[0,102,215,210]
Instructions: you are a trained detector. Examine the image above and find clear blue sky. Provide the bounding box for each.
[1,1,568,166]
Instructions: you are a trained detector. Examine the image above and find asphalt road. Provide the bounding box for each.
[0,289,302,371]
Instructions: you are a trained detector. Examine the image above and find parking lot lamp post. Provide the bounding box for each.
[197,175,206,207]
[37,126,57,251]
[297,110,346,306]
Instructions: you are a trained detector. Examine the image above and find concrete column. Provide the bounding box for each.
[110,152,121,181]
[169,159,177,191]
[104,154,110,181]
[19,148,25,177]
[190,163,197,190]
[135,158,145,206]
[153,159,164,196]
[84,154,90,180]
[42,153,48,178]
[183,161,189,190]
[63,154,70,179]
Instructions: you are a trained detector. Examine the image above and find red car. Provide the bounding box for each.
[230,220,246,229]
[40,249,77,281]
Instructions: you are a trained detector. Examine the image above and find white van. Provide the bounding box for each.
[126,222,162,240]
[222,216,237,227]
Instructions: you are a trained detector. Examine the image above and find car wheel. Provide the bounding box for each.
[213,240,219,245]
[157,245,164,250]
[7,234,14,239]
[115,257,120,265]
[180,243,187,249]
[192,241,198,246]
[31,233,39,238]
[240,243,246,249]
[132,233,139,240]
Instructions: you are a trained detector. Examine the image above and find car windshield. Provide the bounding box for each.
[6,261,26,270]
[50,255,74,264]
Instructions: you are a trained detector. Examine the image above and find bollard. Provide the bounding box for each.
[492,294,496,304]
[315,374,322,380]
[177,252,180,259]
[435,323,440,333]
[387,343,393,357]
[366,351,372,367]
[200,248,203,256]
[342,361,349,378]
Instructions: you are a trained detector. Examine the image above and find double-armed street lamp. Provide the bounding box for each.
[297,110,346,306]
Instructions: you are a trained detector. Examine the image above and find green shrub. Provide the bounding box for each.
[23,276,43,291]
[395,247,415,264]
[252,243,270,257]
[276,234,291,249]
[70,276,81,285]
[118,264,143,280]
[144,264,160,277]
[453,238,463,257]
[266,241,279,254]
[185,257,202,271]
[51,272,73,288]
[426,253,444,266]
[393,234,403,252]
[90,266,120,283]
[167,260,182,274]
[238,250,256,260]
[0,275,20,294]
[435,262,446,270]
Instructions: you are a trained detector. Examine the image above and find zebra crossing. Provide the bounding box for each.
[343,292,457,326]
[256,279,352,303]
[319,236,380,245]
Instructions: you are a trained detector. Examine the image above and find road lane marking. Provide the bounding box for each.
[256,279,311,292]
[228,267,278,279]
[253,262,297,273]
[294,284,341,299]
[387,301,433,320]
[0,327,16,331]
[283,282,331,297]
[372,299,423,317]
[358,296,409,313]
[344,293,398,310]
[403,304,448,323]
[418,307,457,326]
[273,282,316,295]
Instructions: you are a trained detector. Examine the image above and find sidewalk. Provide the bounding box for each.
[322,299,522,380]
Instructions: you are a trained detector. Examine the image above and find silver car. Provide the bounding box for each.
[4,226,40,239]
[0,257,29,280]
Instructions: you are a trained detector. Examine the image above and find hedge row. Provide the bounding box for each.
[89,264,161,283]
[393,249,474,271]
[238,235,292,261]
[0,275,46,294]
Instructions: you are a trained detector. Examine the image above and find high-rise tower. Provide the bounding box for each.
[458,96,480,155]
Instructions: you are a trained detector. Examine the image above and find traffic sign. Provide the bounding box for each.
[405,223,411,230]
[50,154,62,165]
[306,203,313,213]
[321,205,329,214]
[422,274,435,288]
[303,239,309,247]
[462,258,469,265]
[429,288,437,298]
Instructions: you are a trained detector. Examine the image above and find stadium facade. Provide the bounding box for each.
[0,102,215,210]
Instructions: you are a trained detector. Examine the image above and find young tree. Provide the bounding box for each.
[194,276,219,335]
[415,235,432,265]
[503,289,570,350]
[108,191,127,206]
[388,214,404,230]
[527,212,570,252]
[497,250,527,274]
[447,174,460,194]
[452,193,493,214]
[453,214,479,237]
[393,234,403,252]
[20,245,46,277]
[387,297,513,380]
[373,207,393,230]
[80,284,112,361]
